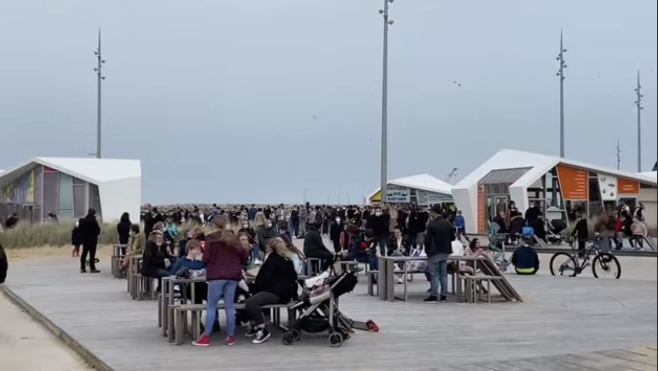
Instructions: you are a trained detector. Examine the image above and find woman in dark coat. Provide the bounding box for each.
[116,212,132,255]
[141,231,170,291]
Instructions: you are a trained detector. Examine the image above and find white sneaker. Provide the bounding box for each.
[396,276,403,284]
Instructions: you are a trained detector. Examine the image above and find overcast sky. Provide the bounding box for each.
[1,0,656,205]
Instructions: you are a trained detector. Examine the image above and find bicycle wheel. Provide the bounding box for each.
[550,252,578,277]
[592,254,621,279]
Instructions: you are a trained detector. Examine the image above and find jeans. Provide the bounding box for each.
[152,268,171,291]
[204,280,238,337]
[427,253,449,298]
[80,243,98,270]
[378,237,389,256]
[245,291,282,326]
[291,219,299,236]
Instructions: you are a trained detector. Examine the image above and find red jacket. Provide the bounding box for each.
[202,231,248,281]
[615,218,623,233]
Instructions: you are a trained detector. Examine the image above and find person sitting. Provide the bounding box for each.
[345,229,377,270]
[178,226,205,259]
[279,234,305,274]
[460,238,491,275]
[141,231,172,292]
[121,224,145,271]
[169,239,206,276]
[245,237,298,344]
[388,227,411,256]
[510,235,540,275]
[339,224,359,252]
[240,232,264,277]
[303,222,334,271]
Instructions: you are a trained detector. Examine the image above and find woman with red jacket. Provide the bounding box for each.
[192,215,248,348]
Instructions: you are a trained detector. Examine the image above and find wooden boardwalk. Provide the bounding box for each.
[3,255,657,371]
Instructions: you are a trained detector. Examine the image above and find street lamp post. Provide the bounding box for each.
[634,71,644,172]
[378,0,394,204]
[93,28,106,159]
[556,31,567,158]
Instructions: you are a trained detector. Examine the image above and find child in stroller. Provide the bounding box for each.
[545,219,567,245]
[283,255,362,348]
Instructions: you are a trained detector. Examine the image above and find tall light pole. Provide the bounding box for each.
[555,30,567,158]
[634,71,644,172]
[93,28,106,159]
[378,0,394,204]
[617,138,621,170]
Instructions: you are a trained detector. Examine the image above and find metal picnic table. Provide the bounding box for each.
[377,255,518,302]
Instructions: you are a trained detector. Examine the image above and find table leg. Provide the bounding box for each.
[385,259,395,302]
[377,257,387,301]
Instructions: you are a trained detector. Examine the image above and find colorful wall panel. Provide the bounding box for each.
[57,173,74,219]
[556,165,589,200]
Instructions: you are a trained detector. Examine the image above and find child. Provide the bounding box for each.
[71,221,81,257]
[631,217,648,250]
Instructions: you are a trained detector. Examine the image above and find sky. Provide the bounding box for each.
[0,0,656,205]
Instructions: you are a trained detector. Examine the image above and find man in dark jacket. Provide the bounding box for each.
[366,207,390,255]
[303,223,334,271]
[423,206,454,302]
[78,208,101,273]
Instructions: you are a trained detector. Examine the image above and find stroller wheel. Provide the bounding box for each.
[281,332,295,346]
[328,332,344,348]
[291,329,301,341]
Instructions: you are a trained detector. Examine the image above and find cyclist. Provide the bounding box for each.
[570,213,588,257]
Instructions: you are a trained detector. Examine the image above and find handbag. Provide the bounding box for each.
[175,266,191,279]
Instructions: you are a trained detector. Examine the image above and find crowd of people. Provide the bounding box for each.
[112,209,305,347]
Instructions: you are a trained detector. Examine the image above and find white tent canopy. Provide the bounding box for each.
[0,157,141,222]
[367,173,453,204]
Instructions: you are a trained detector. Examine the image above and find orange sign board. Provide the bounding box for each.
[618,178,640,194]
[557,165,589,200]
[477,184,486,233]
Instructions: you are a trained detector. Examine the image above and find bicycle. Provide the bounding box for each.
[549,238,621,279]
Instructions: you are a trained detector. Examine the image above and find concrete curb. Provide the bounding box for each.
[0,284,115,371]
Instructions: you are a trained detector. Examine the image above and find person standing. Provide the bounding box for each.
[423,206,454,303]
[192,215,248,347]
[116,212,132,255]
[290,207,300,237]
[298,205,308,238]
[78,208,101,273]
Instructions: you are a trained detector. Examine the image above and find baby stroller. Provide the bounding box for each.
[545,219,567,245]
[282,268,359,347]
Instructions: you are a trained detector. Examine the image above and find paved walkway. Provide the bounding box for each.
[3,252,656,371]
[0,288,90,371]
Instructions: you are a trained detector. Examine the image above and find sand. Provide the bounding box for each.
[6,245,114,263]
[0,246,115,371]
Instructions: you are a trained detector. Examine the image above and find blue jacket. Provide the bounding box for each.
[454,215,465,228]
[169,256,206,275]
[511,245,539,274]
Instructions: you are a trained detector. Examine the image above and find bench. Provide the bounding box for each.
[305,258,322,276]
[132,274,156,301]
[172,302,296,345]
[457,275,504,303]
